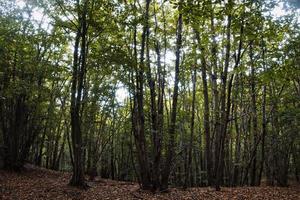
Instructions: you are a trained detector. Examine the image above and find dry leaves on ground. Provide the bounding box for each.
[0,166,299,200]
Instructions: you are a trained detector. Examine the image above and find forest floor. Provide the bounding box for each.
[0,165,299,200]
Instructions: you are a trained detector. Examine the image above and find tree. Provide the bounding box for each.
[161,0,183,190]
[69,0,89,187]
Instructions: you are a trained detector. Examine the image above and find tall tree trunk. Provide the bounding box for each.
[232,73,242,186]
[133,0,152,190]
[69,0,88,188]
[209,2,219,186]
[250,41,258,186]
[258,41,267,185]
[185,62,197,188]
[161,9,183,191]
[151,4,164,190]
[195,30,211,188]
[215,0,232,190]
[145,10,159,189]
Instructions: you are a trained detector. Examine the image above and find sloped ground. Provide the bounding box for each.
[0,166,299,200]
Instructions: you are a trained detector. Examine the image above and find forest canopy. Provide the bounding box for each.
[0,0,299,192]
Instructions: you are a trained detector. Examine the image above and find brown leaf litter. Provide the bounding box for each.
[0,166,299,200]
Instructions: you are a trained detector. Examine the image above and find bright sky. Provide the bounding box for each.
[273,2,286,17]
[16,0,294,21]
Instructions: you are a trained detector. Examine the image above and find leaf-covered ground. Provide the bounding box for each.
[0,166,299,200]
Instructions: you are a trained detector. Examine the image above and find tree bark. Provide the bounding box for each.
[69,0,88,188]
[161,9,183,191]
[133,0,152,190]
[258,41,267,185]
[195,30,212,188]
[215,0,232,190]
[249,41,258,186]
[185,62,197,188]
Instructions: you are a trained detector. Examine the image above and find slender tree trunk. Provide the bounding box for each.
[233,102,241,186]
[151,4,164,190]
[161,10,183,191]
[195,30,212,188]
[215,0,232,190]
[185,63,197,188]
[51,98,66,169]
[145,9,160,189]
[209,2,219,186]
[258,41,267,185]
[249,41,258,186]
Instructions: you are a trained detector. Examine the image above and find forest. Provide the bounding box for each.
[0,0,300,199]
